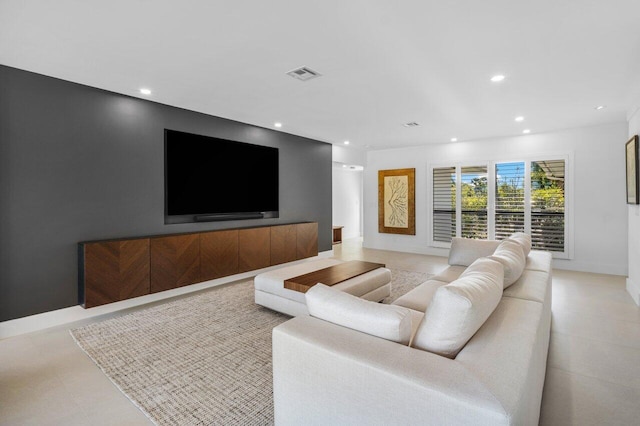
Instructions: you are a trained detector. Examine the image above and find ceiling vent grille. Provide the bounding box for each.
[403,122,420,127]
[286,66,322,81]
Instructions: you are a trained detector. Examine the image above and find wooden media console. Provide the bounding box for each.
[78,222,318,308]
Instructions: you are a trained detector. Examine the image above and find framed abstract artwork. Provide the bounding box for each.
[626,135,639,205]
[378,168,415,235]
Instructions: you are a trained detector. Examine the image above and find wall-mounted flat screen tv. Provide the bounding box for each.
[164,129,279,224]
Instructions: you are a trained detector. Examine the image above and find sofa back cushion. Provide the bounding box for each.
[448,237,500,267]
[508,232,532,257]
[306,283,413,345]
[412,257,504,358]
[487,238,526,288]
[391,279,448,313]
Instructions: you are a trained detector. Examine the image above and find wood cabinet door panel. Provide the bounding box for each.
[239,227,271,272]
[270,224,297,265]
[120,240,152,299]
[201,230,239,280]
[84,241,120,308]
[84,239,150,308]
[150,234,200,293]
[296,222,318,259]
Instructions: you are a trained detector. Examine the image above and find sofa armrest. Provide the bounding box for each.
[273,316,509,426]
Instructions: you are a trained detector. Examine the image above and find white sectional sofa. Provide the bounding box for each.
[272,234,552,426]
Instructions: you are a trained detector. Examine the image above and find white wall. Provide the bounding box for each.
[627,107,640,305]
[364,122,629,275]
[332,145,367,167]
[333,166,363,239]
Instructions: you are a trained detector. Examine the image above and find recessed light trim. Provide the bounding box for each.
[595,105,606,110]
[490,74,505,82]
[139,88,151,95]
[450,137,458,142]
[515,116,524,122]
[274,122,282,128]
[344,140,350,145]
[523,129,531,134]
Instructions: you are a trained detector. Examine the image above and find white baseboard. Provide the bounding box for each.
[551,259,627,276]
[0,250,333,340]
[627,277,640,306]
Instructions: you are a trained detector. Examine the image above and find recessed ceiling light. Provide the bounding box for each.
[595,105,606,110]
[274,122,282,128]
[490,75,505,82]
[344,140,350,145]
[523,129,531,134]
[342,164,347,168]
[515,116,524,122]
[139,88,151,95]
[450,137,458,142]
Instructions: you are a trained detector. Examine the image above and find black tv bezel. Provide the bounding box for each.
[163,129,279,224]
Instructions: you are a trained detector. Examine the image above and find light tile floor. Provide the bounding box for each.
[1,238,639,425]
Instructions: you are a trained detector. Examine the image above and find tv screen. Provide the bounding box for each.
[164,129,279,223]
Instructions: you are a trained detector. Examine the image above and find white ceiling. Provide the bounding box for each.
[2,0,640,150]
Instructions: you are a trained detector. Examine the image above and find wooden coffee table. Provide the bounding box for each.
[284,260,385,293]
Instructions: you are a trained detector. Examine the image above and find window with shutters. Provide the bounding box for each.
[433,167,456,242]
[495,162,525,239]
[430,157,568,257]
[531,160,565,252]
[461,166,488,239]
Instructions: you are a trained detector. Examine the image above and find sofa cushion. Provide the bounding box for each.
[331,268,393,297]
[412,257,504,358]
[487,238,526,288]
[391,279,448,312]
[306,283,413,345]
[431,265,466,283]
[525,250,552,272]
[508,232,532,257]
[408,308,426,347]
[503,269,550,303]
[448,237,500,267]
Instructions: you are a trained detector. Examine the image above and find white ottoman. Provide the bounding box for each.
[254,258,392,316]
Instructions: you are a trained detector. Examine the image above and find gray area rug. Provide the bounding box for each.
[71,268,431,426]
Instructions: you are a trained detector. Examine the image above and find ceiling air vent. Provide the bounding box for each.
[286,66,322,81]
[403,122,420,127]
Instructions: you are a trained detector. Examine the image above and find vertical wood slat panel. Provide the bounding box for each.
[200,230,239,281]
[270,224,297,265]
[238,227,271,273]
[150,234,200,293]
[296,222,318,259]
[83,239,150,308]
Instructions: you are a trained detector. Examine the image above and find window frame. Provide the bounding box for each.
[428,153,572,259]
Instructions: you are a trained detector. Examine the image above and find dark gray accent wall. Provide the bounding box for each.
[0,65,332,322]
